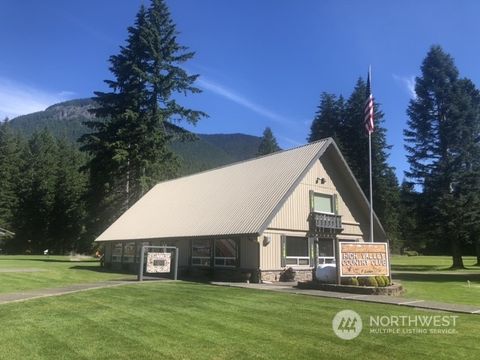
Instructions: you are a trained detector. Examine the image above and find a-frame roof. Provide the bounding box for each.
[96,138,386,241]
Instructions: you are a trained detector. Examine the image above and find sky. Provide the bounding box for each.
[2,0,480,181]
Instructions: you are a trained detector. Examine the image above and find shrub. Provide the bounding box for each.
[358,276,378,287]
[351,277,359,286]
[404,250,419,256]
[382,275,391,286]
[375,276,386,287]
[280,267,296,282]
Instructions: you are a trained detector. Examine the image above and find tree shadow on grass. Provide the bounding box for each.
[393,271,480,283]
[0,258,98,263]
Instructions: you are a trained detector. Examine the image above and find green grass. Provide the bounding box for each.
[391,256,480,306]
[0,281,478,360]
[0,255,135,294]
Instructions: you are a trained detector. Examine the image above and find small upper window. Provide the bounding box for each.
[313,193,334,214]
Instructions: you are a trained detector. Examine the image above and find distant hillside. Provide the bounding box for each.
[8,98,263,175]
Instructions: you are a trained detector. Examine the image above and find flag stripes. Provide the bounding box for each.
[364,68,374,134]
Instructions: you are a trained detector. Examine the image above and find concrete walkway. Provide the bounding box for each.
[211,281,480,315]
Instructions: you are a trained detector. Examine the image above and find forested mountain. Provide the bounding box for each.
[7,98,262,175]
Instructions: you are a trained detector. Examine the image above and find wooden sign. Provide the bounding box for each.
[339,242,389,277]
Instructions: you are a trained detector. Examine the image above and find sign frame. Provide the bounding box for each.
[338,242,390,277]
[138,245,179,281]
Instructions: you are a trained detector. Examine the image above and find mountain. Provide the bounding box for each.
[7,98,263,175]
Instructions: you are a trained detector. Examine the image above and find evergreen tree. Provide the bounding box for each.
[308,93,345,151]
[13,130,58,253]
[49,140,88,253]
[307,80,400,246]
[257,127,281,155]
[0,122,22,230]
[405,46,480,268]
[81,0,205,237]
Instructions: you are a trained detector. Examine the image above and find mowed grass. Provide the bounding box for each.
[0,282,478,360]
[0,255,135,294]
[391,256,480,306]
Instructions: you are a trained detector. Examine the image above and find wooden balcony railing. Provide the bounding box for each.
[308,212,343,235]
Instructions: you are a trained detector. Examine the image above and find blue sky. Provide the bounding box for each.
[1,0,480,181]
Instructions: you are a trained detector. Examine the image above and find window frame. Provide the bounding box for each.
[312,192,335,215]
[285,236,311,267]
[191,239,212,267]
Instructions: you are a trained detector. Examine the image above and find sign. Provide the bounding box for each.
[339,242,389,277]
[146,252,171,273]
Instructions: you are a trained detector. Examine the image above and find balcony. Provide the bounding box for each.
[308,212,343,235]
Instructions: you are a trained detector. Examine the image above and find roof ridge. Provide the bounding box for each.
[155,137,332,186]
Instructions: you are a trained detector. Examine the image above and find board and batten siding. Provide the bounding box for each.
[260,150,376,271]
[268,157,365,236]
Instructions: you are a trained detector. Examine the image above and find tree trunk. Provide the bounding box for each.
[450,236,465,269]
[475,237,480,266]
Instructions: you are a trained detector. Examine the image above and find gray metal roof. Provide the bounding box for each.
[96,138,332,241]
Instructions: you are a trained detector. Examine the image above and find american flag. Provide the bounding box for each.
[364,67,374,134]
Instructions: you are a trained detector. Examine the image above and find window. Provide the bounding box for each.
[214,239,237,267]
[192,239,211,266]
[318,238,335,264]
[123,242,135,263]
[313,193,334,214]
[285,236,310,266]
[112,243,123,263]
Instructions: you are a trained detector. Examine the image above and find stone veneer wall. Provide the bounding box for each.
[260,269,313,282]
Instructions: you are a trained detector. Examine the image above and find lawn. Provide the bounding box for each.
[391,255,480,306]
[0,281,478,360]
[0,255,136,294]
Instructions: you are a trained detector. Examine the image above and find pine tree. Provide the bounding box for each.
[405,46,480,268]
[257,127,281,155]
[0,122,22,230]
[81,0,205,237]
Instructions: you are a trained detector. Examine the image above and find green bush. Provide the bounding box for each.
[358,276,378,287]
[382,275,391,286]
[404,250,419,256]
[351,277,359,286]
[375,276,386,287]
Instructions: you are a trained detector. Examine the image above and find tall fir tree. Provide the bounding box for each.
[0,122,22,230]
[308,79,400,246]
[308,92,345,151]
[405,46,480,268]
[257,127,281,155]
[13,130,59,253]
[81,0,205,238]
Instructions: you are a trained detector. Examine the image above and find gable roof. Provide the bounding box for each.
[96,138,386,241]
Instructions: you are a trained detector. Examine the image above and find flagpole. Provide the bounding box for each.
[367,65,374,243]
[368,130,373,242]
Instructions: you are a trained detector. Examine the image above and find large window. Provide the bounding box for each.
[318,238,335,264]
[191,239,238,267]
[214,239,237,267]
[313,193,334,214]
[285,236,310,266]
[192,239,211,266]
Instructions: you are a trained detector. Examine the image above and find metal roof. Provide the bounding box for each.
[96,138,332,241]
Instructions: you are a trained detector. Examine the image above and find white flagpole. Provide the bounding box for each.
[368,66,374,243]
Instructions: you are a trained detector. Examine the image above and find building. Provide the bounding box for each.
[96,138,387,282]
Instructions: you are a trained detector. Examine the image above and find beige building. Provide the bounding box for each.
[97,138,387,282]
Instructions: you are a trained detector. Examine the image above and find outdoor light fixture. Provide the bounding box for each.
[263,236,271,246]
[316,177,326,184]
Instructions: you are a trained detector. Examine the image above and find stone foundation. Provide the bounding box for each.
[260,268,313,282]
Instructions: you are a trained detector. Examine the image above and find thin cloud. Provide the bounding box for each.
[197,77,294,125]
[393,74,416,99]
[0,77,74,120]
